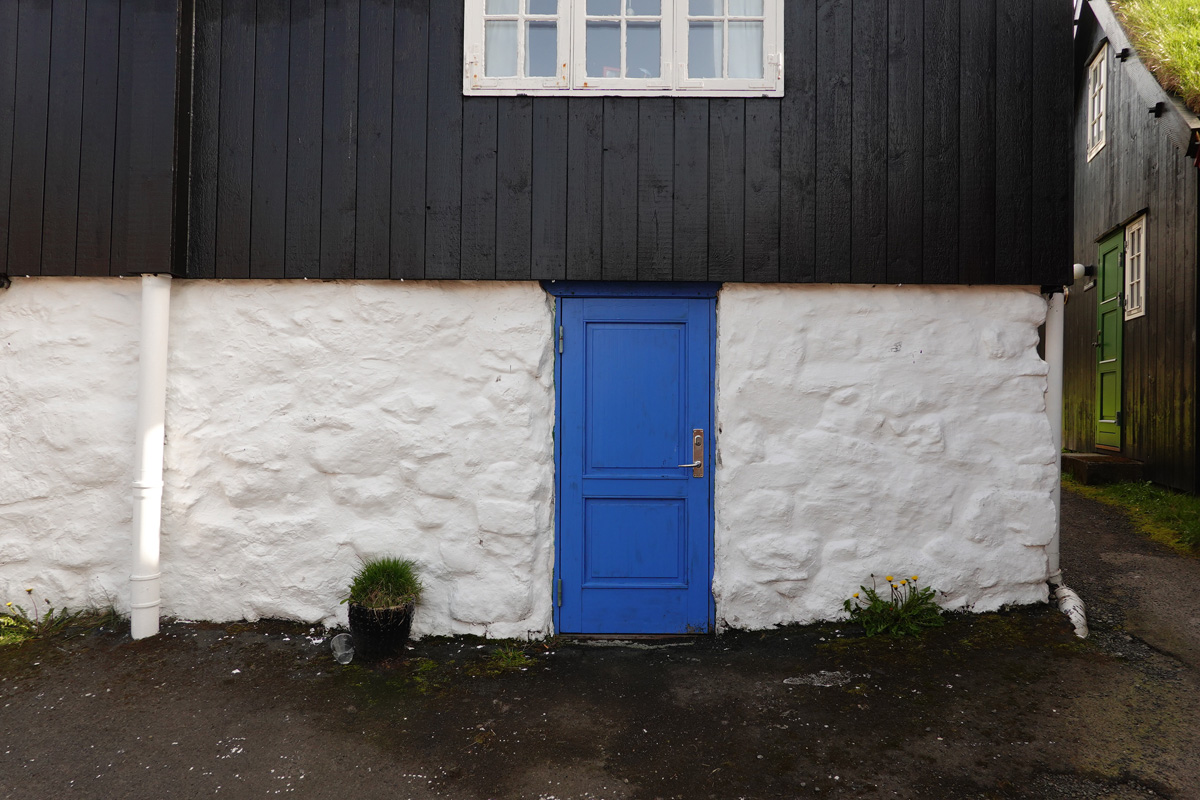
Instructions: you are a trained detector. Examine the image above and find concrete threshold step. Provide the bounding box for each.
[1062,452,1144,485]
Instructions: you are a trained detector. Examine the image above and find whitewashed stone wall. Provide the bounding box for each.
[713,284,1056,629]
[3,279,1055,636]
[0,278,140,609]
[2,279,557,638]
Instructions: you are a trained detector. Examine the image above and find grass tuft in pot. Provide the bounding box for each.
[345,557,423,661]
[347,557,423,610]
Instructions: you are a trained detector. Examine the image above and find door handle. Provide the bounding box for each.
[678,429,704,478]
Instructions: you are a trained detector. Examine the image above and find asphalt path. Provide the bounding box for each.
[2,488,1198,799]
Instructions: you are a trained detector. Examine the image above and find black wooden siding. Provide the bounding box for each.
[181,0,1072,284]
[1063,6,1200,492]
[3,0,1073,284]
[0,0,180,277]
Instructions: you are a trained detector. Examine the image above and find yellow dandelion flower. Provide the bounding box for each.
[911,575,919,581]
[25,588,32,594]
[900,580,908,585]
[4,602,11,607]
[853,593,859,598]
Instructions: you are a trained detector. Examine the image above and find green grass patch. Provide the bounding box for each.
[1063,475,1200,554]
[465,644,534,677]
[1113,0,1200,114]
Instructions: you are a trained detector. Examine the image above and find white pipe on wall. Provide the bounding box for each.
[1044,291,1064,585]
[131,274,172,640]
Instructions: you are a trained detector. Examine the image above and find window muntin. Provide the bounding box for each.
[1086,44,1107,161]
[1124,215,1146,320]
[465,0,783,96]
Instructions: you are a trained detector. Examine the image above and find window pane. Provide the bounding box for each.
[485,21,519,76]
[587,0,621,15]
[688,21,721,78]
[526,21,558,76]
[527,0,557,13]
[486,0,519,13]
[587,21,622,77]
[627,22,660,78]
[729,0,763,14]
[728,21,763,78]
[689,0,722,15]
[627,0,660,14]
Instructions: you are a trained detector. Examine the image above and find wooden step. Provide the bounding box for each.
[1061,453,1144,485]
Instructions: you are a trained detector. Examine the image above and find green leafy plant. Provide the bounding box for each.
[344,557,423,609]
[2,588,98,644]
[843,574,944,637]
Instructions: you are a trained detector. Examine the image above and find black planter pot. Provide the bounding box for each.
[347,602,414,661]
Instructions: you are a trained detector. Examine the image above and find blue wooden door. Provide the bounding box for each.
[556,294,714,634]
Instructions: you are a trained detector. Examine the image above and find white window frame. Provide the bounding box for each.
[1086,44,1107,161]
[464,0,784,97]
[466,1,571,91]
[1124,214,1146,320]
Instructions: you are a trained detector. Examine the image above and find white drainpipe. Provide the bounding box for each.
[1044,287,1087,638]
[131,274,172,640]
[1044,290,1064,585]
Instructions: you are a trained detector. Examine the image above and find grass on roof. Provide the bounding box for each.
[1113,0,1200,114]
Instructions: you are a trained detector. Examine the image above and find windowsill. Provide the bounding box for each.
[464,86,784,97]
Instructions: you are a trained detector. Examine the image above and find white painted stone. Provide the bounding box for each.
[714,284,1056,629]
[0,278,139,612]
[4,278,1055,637]
[1,279,555,639]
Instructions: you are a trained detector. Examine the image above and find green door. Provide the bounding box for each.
[1095,230,1124,450]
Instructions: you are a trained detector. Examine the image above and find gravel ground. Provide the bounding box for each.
[2,488,1198,799]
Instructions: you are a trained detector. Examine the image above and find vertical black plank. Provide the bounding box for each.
[124,0,179,273]
[1030,0,1072,285]
[744,99,780,282]
[424,1,462,279]
[284,0,323,279]
[601,97,637,280]
[850,0,886,284]
[815,0,851,282]
[188,0,221,278]
[922,0,959,283]
[886,0,921,284]
[460,96,497,279]
[40,0,87,274]
[8,0,52,274]
[779,0,816,282]
[708,98,745,282]
[566,97,603,280]
[496,97,532,280]
[672,98,708,282]
[959,0,996,284]
[319,0,359,280]
[76,0,120,275]
[637,97,673,281]
[354,0,393,279]
[0,0,17,274]
[250,0,289,279]
[532,98,568,280]
[995,0,1032,285]
[391,0,427,278]
[214,0,255,277]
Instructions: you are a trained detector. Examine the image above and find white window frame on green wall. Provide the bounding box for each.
[463,0,784,97]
